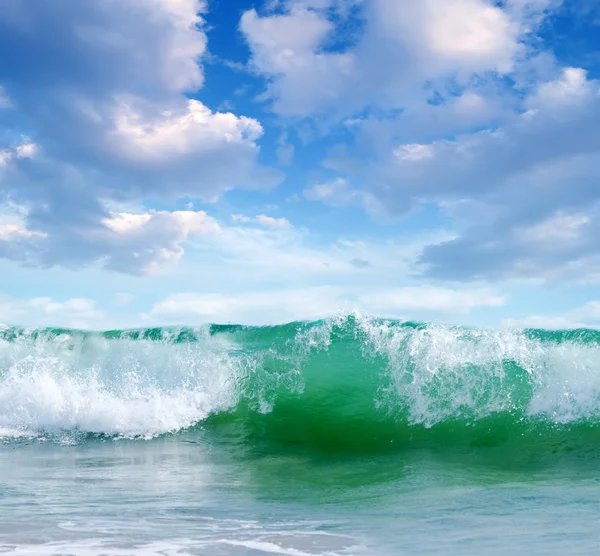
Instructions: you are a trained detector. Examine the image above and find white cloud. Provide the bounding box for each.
[0,208,222,275]
[303,177,381,213]
[0,296,106,329]
[103,210,220,237]
[240,0,554,118]
[0,201,47,260]
[503,299,600,330]
[231,213,292,229]
[241,5,354,117]
[503,315,592,329]
[415,69,600,281]
[188,219,358,280]
[148,284,506,325]
[95,209,222,274]
[255,214,292,229]
[148,286,350,324]
[0,202,502,328]
[276,131,295,165]
[528,67,594,110]
[111,98,263,163]
[394,144,435,162]
[375,0,520,73]
[0,140,38,168]
[172,214,458,301]
[1,0,593,333]
[313,68,600,282]
[14,143,37,158]
[0,200,441,279]
[0,224,45,242]
[359,286,507,317]
[0,0,282,272]
[80,0,207,93]
[520,211,590,243]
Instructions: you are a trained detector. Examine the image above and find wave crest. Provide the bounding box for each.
[2,315,600,448]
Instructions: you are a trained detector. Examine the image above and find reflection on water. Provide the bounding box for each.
[2,435,600,555]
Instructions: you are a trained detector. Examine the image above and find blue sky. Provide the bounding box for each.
[0,0,599,329]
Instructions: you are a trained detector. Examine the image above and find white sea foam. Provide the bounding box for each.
[0,527,358,556]
[356,316,600,426]
[0,328,242,440]
[2,316,600,442]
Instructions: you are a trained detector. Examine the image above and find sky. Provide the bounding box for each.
[0,0,599,329]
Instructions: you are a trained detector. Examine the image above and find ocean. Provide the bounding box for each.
[1,314,600,555]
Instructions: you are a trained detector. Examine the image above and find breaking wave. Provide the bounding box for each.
[2,315,600,452]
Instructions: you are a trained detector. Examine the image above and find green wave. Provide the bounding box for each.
[2,315,600,455]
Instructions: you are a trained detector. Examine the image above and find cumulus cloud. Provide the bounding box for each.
[413,69,600,282]
[243,2,598,289]
[0,0,282,272]
[241,4,353,117]
[311,67,600,283]
[240,1,600,288]
[241,0,556,118]
[0,209,504,327]
[0,140,37,168]
[100,210,222,274]
[0,207,222,275]
[2,0,595,332]
[351,68,600,208]
[112,97,262,161]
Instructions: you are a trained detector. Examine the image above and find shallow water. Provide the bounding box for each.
[2,316,600,554]
[2,436,600,555]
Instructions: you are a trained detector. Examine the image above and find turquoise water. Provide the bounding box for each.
[1,315,600,554]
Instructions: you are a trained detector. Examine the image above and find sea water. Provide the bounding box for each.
[1,315,600,555]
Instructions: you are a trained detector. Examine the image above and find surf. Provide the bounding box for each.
[1,315,600,453]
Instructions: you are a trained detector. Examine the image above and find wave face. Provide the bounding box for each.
[2,315,600,452]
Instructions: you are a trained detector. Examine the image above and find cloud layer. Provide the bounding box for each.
[148,285,506,325]
[241,0,556,118]
[1,0,598,329]
[0,0,281,274]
